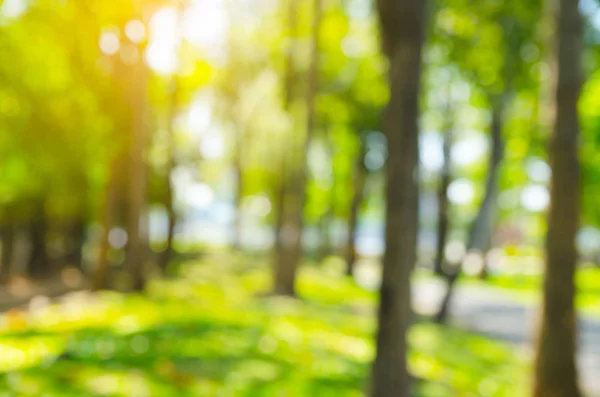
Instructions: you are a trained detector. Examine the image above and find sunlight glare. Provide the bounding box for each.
[125,20,146,44]
[183,183,215,209]
[188,99,212,133]
[147,8,178,74]
[577,227,600,254]
[146,1,228,74]
[99,32,120,56]
[244,195,272,217]
[346,0,371,19]
[1,0,27,19]
[183,0,228,48]
[526,158,551,183]
[420,132,444,172]
[108,228,128,249]
[448,178,475,205]
[521,185,549,212]
[200,129,225,160]
[445,241,466,264]
[451,135,487,166]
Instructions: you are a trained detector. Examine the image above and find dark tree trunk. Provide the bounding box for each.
[345,146,367,277]
[126,36,149,292]
[435,95,505,323]
[0,224,15,285]
[273,0,322,296]
[161,176,177,274]
[161,92,178,273]
[28,203,50,279]
[94,161,120,291]
[371,0,426,395]
[533,0,582,395]
[273,0,298,291]
[433,127,453,276]
[65,218,86,271]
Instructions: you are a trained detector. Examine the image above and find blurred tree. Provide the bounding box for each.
[273,0,322,296]
[0,219,14,284]
[371,0,426,396]
[533,0,583,394]
[345,137,367,276]
[307,2,387,276]
[434,0,542,322]
[94,160,121,291]
[316,128,336,261]
[126,41,148,290]
[124,3,153,291]
[272,0,299,290]
[434,98,454,276]
[27,201,50,279]
[159,0,186,273]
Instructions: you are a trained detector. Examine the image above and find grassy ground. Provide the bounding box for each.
[0,253,527,396]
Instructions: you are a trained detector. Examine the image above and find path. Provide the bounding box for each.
[413,278,600,396]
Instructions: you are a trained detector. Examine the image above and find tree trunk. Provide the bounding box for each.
[371,0,426,395]
[318,133,338,262]
[160,71,180,273]
[161,173,177,274]
[232,139,244,250]
[0,224,15,285]
[160,1,185,274]
[467,103,502,270]
[317,211,332,261]
[65,218,86,271]
[345,146,367,277]
[533,0,582,394]
[434,127,453,276]
[94,161,120,291]
[469,98,504,272]
[435,95,505,323]
[28,203,50,279]
[273,0,322,296]
[273,0,298,290]
[126,37,149,292]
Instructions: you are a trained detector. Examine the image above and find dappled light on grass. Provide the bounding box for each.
[0,258,527,396]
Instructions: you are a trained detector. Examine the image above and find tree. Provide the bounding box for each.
[532,0,583,394]
[0,220,14,284]
[433,87,454,276]
[272,0,322,296]
[433,1,541,321]
[94,159,120,291]
[27,200,51,279]
[371,0,426,395]
[345,140,367,277]
[434,132,453,276]
[271,0,297,289]
[160,0,186,273]
[126,15,150,292]
[435,94,507,322]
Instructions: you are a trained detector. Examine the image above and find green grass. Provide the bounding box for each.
[0,255,527,396]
